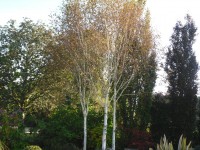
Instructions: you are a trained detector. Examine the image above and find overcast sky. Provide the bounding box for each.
[146,0,200,93]
[0,0,62,25]
[0,0,200,93]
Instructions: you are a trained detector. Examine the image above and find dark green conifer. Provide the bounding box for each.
[165,15,198,143]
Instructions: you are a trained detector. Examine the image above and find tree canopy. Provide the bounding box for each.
[0,19,53,121]
[165,15,199,143]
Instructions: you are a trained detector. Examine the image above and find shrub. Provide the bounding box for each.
[0,125,28,149]
[42,143,80,150]
[88,124,112,150]
[87,109,112,150]
[37,106,82,149]
[24,145,42,150]
[121,128,154,149]
[0,109,29,149]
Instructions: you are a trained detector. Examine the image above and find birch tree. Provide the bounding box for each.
[55,1,154,150]
[96,0,150,149]
[54,1,106,150]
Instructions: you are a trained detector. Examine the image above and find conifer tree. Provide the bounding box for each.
[165,15,198,143]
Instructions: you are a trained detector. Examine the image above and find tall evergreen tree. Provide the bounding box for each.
[165,15,198,143]
[196,98,200,145]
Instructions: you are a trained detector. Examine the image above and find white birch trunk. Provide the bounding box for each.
[112,87,117,150]
[22,112,25,120]
[102,92,109,150]
[22,111,26,126]
[83,112,87,150]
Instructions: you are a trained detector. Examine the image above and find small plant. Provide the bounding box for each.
[0,141,4,150]
[157,135,192,150]
[23,145,42,150]
[157,135,173,150]
[177,135,191,150]
[0,140,9,150]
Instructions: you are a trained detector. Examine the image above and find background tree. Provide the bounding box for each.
[193,97,200,145]
[134,52,156,130]
[150,93,171,143]
[118,10,156,130]
[116,10,156,149]
[0,19,52,123]
[165,15,198,143]
[197,98,200,144]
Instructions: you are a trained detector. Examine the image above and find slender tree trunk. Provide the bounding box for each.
[112,87,117,150]
[83,112,87,150]
[112,101,116,150]
[21,109,26,126]
[22,112,25,121]
[102,92,109,150]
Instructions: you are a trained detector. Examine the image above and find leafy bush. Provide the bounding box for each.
[0,109,40,150]
[88,124,112,150]
[41,143,80,150]
[87,109,112,150]
[0,121,29,150]
[0,126,30,150]
[24,145,42,150]
[120,128,154,149]
[37,106,82,150]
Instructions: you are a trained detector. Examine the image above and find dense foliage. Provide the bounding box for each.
[0,19,52,123]
[0,1,200,150]
[165,15,198,144]
[150,94,171,143]
[37,106,83,150]
[23,145,42,150]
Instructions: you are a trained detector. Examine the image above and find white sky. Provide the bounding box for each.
[0,0,63,25]
[146,0,200,93]
[0,0,200,94]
